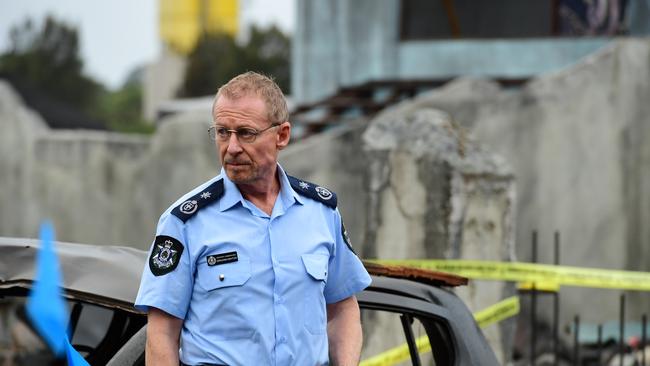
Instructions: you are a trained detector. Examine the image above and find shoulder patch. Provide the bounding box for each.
[171,179,225,222]
[287,175,337,209]
[149,235,184,276]
[341,220,356,254]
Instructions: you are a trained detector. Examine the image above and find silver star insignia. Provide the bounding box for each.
[200,191,212,199]
[299,181,310,189]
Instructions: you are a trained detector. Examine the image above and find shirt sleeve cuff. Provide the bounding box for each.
[325,274,372,304]
[133,301,186,320]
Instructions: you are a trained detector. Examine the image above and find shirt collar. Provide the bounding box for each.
[218,164,303,212]
[218,169,244,212]
[277,164,304,208]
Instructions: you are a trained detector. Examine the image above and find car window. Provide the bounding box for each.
[360,308,454,365]
[0,295,145,366]
[0,297,53,365]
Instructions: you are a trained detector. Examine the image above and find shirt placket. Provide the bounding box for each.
[268,206,295,365]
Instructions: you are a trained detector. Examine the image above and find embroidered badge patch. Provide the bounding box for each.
[315,186,333,200]
[149,235,184,276]
[341,221,356,254]
[206,251,238,266]
[287,175,338,209]
[179,200,198,215]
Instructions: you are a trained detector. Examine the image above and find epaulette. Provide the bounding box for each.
[287,175,337,209]
[171,179,225,222]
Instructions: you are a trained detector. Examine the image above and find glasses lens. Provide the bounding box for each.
[215,127,231,140]
[210,124,276,143]
[237,128,258,143]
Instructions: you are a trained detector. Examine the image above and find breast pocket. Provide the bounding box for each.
[194,252,254,339]
[197,254,252,292]
[302,253,329,335]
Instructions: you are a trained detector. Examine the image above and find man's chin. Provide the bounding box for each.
[225,168,253,184]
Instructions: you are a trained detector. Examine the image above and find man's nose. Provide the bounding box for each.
[225,133,243,154]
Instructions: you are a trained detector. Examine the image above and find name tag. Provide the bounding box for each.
[207,251,238,266]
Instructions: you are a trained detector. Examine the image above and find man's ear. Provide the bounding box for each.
[276,122,291,150]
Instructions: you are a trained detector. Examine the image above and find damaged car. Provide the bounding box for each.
[0,237,498,365]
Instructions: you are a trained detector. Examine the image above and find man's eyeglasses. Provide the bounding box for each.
[208,123,280,143]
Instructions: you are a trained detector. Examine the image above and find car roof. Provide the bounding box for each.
[0,237,468,314]
[0,237,146,313]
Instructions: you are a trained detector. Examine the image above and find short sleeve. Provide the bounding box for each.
[134,213,194,319]
[323,210,372,304]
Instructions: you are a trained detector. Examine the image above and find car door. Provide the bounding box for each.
[358,290,456,366]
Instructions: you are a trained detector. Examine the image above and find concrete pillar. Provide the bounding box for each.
[362,107,516,362]
[143,47,187,121]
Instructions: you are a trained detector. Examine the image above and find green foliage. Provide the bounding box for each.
[0,16,153,134]
[244,26,291,92]
[0,16,103,114]
[179,25,291,97]
[97,81,155,134]
[178,33,242,97]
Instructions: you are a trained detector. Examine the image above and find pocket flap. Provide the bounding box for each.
[198,258,251,291]
[301,254,329,281]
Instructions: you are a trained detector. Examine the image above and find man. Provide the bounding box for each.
[135,72,371,365]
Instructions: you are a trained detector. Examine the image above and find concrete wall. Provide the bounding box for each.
[0,82,48,239]
[143,47,187,121]
[0,83,214,249]
[395,38,650,327]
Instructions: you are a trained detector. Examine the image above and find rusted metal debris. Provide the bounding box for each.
[363,260,468,287]
[291,78,528,139]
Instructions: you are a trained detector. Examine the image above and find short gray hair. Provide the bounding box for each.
[215,71,289,124]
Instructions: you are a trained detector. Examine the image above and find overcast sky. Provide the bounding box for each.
[0,0,295,89]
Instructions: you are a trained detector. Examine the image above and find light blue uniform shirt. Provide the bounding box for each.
[135,165,371,365]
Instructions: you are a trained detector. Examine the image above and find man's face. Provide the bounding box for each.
[213,94,290,186]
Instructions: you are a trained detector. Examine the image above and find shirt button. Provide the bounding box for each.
[219,274,225,281]
[279,336,287,343]
[275,296,284,304]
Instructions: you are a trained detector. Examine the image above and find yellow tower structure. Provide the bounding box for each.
[159,0,239,54]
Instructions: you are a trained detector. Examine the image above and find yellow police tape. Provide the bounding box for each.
[474,295,520,328]
[359,334,431,366]
[518,280,560,292]
[371,259,650,291]
[359,259,650,366]
[359,296,520,366]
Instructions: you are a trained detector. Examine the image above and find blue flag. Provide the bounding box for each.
[66,337,91,365]
[26,221,90,366]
